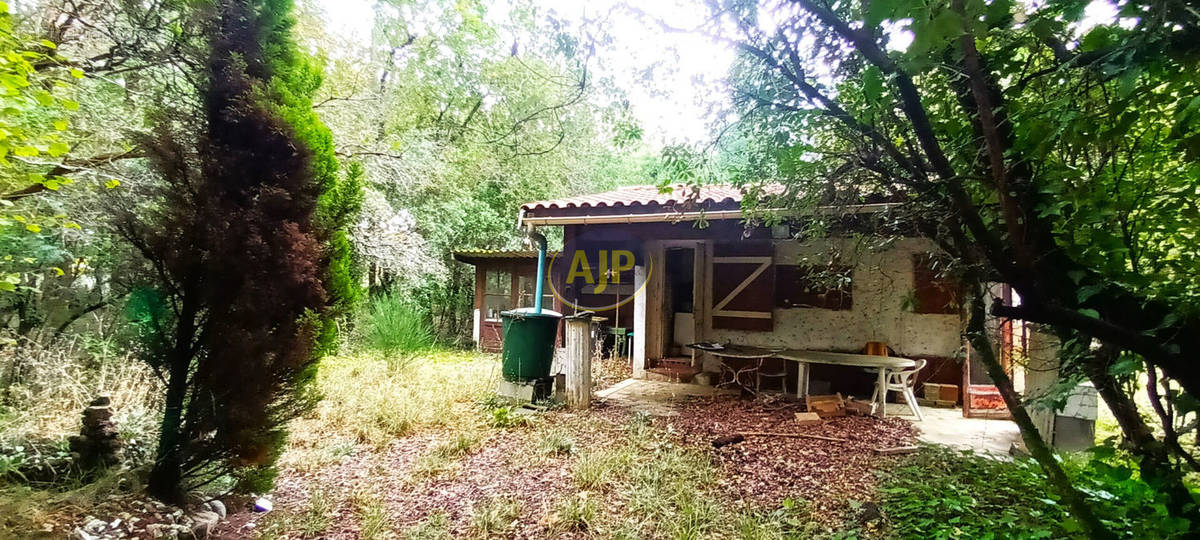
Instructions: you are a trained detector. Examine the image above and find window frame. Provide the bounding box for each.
[483,269,513,321]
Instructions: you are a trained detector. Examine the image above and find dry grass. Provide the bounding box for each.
[0,337,162,446]
[280,349,498,468]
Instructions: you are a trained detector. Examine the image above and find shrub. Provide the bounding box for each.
[359,292,435,357]
[877,445,1191,539]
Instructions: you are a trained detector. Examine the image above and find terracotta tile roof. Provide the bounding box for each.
[520,184,781,212]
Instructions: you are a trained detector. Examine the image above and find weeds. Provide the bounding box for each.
[254,489,336,539]
[572,449,632,489]
[468,496,523,537]
[412,431,481,479]
[353,487,391,540]
[0,337,161,449]
[297,490,336,536]
[281,351,496,454]
[487,406,531,429]
[552,491,599,533]
[411,450,457,479]
[436,431,481,457]
[403,511,451,540]
[536,429,575,457]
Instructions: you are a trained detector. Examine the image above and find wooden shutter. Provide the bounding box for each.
[711,242,774,331]
[912,254,961,314]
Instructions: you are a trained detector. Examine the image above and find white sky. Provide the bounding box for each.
[317,0,1126,148]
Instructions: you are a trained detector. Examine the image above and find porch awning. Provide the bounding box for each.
[452,249,553,265]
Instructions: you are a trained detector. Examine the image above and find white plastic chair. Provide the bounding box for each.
[869,358,927,421]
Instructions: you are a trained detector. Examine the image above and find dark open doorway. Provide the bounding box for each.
[664,246,696,358]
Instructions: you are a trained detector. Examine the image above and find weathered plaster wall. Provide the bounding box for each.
[704,237,963,371]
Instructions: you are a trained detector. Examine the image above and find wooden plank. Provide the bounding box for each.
[793,412,822,426]
[874,445,920,456]
[563,316,593,409]
[806,393,846,418]
[739,431,848,443]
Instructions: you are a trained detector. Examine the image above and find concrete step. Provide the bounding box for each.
[645,365,700,383]
[656,356,694,368]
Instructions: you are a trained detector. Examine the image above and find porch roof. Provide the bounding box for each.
[522,184,778,212]
[518,184,899,226]
[452,249,556,265]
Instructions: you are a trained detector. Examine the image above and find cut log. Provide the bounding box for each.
[873,445,920,455]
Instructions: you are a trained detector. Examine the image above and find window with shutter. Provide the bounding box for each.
[710,242,774,331]
[912,254,961,314]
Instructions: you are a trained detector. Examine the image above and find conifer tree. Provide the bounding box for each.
[116,0,361,501]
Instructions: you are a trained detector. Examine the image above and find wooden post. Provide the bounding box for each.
[564,313,593,409]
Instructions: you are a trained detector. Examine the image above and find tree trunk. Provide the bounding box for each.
[148,300,197,503]
[1080,344,1199,529]
[967,294,1114,540]
[148,353,189,503]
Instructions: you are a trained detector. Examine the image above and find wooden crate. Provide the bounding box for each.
[844,400,874,416]
[806,393,846,418]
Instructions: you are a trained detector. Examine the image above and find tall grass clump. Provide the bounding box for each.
[359,292,435,357]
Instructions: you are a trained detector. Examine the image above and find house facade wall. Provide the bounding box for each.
[561,222,964,370]
[704,236,963,371]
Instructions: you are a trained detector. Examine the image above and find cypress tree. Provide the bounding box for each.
[117,0,361,501]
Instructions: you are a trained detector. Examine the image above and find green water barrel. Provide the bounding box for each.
[500,308,562,382]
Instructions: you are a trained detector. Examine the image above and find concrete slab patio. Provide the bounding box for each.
[596,378,737,416]
[596,378,1023,456]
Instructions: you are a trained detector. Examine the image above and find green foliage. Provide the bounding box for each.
[358,291,435,356]
[880,447,1065,539]
[878,446,1193,539]
[260,0,364,357]
[308,0,650,340]
[0,0,82,292]
[536,429,575,457]
[486,405,531,429]
[402,511,451,540]
[551,491,599,533]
